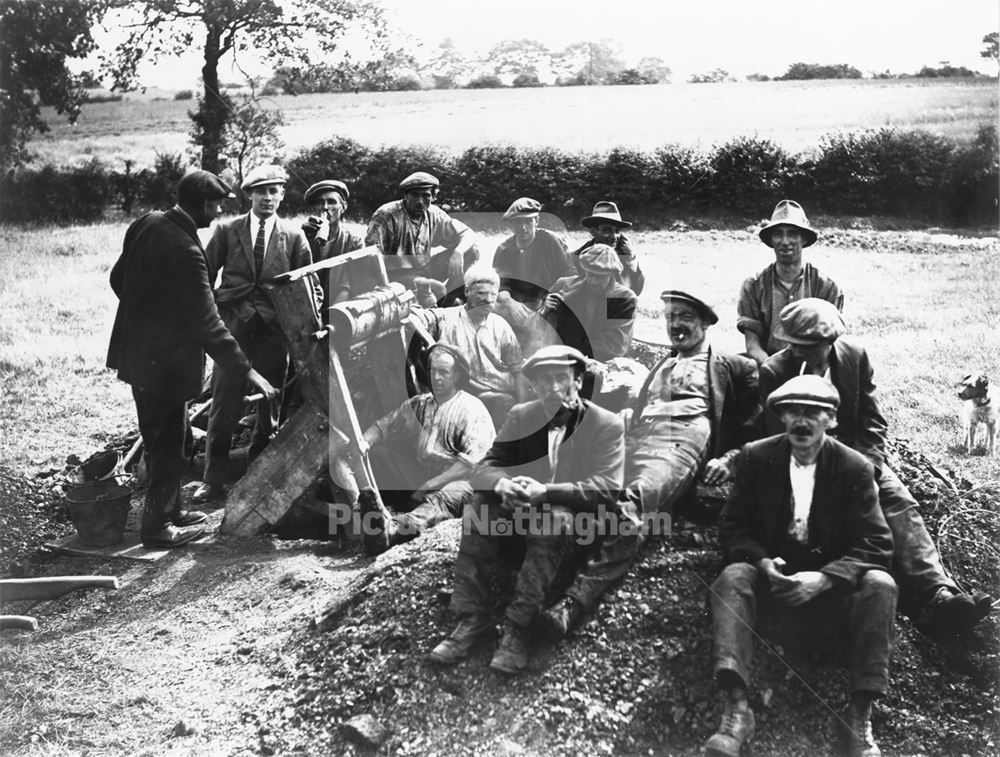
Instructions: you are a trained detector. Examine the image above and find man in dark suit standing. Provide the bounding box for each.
[429,346,624,675]
[759,298,993,636]
[107,170,277,548]
[194,165,313,502]
[707,375,896,757]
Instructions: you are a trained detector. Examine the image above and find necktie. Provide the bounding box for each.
[253,217,266,279]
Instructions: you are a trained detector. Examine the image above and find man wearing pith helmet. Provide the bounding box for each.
[737,199,843,365]
[573,200,645,295]
[301,179,364,306]
[708,373,896,757]
[365,171,480,304]
[537,290,760,640]
[759,298,994,637]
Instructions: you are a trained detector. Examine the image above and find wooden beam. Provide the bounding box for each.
[269,275,328,411]
[0,615,38,631]
[0,576,119,603]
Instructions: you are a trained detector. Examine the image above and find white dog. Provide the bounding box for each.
[958,374,997,456]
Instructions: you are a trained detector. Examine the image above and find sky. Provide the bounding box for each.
[93,0,999,87]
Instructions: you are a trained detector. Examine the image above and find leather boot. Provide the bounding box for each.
[489,622,529,675]
[358,488,391,556]
[537,595,583,641]
[704,698,755,757]
[428,615,491,664]
[844,702,881,757]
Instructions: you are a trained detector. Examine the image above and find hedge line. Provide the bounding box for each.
[3,126,996,227]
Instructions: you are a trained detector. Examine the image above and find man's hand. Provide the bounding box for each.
[759,559,833,606]
[511,476,546,506]
[541,292,564,314]
[447,250,465,284]
[247,368,278,401]
[495,478,528,513]
[702,456,733,486]
[748,347,769,367]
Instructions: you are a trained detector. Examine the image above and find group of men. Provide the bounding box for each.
[108,165,993,757]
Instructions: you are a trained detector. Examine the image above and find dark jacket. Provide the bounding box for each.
[719,434,893,586]
[572,235,645,295]
[635,347,761,460]
[545,276,637,361]
[494,229,573,306]
[471,398,624,513]
[759,337,888,474]
[107,207,250,401]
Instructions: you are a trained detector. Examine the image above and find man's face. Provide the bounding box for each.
[403,188,434,216]
[466,281,498,313]
[769,225,804,268]
[429,351,459,401]
[193,199,224,228]
[582,270,613,291]
[589,223,622,245]
[779,404,833,453]
[250,183,284,218]
[311,190,346,224]
[510,216,537,247]
[665,302,708,354]
[531,365,582,415]
[789,340,833,370]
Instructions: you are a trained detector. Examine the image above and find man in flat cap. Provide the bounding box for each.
[341,343,495,555]
[365,171,479,304]
[738,199,843,365]
[539,290,760,639]
[707,374,896,757]
[194,164,313,502]
[430,345,624,675]
[108,170,277,548]
[759,298,993,636]
[301,179,364,305]
[573,200,644,295]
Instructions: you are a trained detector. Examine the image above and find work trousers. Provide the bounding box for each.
[566,417,711,609]
[204,313,287,485]
[710,562,897,695]
[451,498,578,628]
[132,387,192,536]
[878,463,958,610]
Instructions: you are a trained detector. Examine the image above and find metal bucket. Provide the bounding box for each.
[65,480,132,546]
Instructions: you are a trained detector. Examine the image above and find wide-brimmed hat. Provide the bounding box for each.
[758,200,817,248]
[503,197,541,221]
[522,345,588,379]
[582,201,632,229]
[773,298,845,345]
[241,164,286,192]
[399,172,440,192]
[659,290,719,325]
[578,244,623,274]
[304,179,349,205]
[177,169,234,201]
[767,374,840,413]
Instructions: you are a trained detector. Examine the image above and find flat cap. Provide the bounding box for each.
[399,171,439,192]
[503,197,541,220]
[578,243,623,274]
[773,298,845,345]
[522,345,588,379]
[176,169,234,201]
[241,164,287,192]
[304,179,349,205]
[767,374,840,413]
[659,290,719,325]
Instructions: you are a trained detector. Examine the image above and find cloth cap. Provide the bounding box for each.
[503,197,542,220]
[773,298,845,345]
[758,199,817,247]
[399,171,440,192]
[304,180,349,205]
[659,290,719,325]
[425,342,471,384]
[176,169,234,201]
[241,165,287,192]
[578,243,624,274]
[522,345,588,379]
[767,374,840,413]
[582,200,632,229]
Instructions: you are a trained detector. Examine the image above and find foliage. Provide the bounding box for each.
[913,64,979,78]
[465,74,505,90]
[218,93,286,187]
[746,73,771,82]
[982,32,999,63]
[554,40,625,86]
[0,159,110,223]
[778,62,863,80]
[511,72,542,88]
[0,0,104,168]
[688,69,736,84]
[707,137,796,214]
[173,89,193,100]
[267,47,417,94]
[82,91,123,104]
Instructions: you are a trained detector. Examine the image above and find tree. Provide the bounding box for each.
[636,56,671,84]
[777,62,862,80]
[103,0,391,172]
[0,0,104,168]
[688,69,736,84]
[554,40,624,86]
[487,39,551,81]
[217,89,285,187]
[981,32,999,63]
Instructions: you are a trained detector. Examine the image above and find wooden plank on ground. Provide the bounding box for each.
[0,576,119,603]
[42,531,211,562]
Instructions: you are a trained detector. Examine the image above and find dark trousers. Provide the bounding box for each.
[710,562,898,695]
[132,387,192,536]
[204,313,287,485]
[451,498,577,628]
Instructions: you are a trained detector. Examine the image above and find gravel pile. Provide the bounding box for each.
[0,465,73,574]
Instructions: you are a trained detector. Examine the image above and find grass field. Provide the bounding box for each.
[32,78,999,170]
[1,220,997,490]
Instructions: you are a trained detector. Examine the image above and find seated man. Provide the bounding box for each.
[365,171,479,304]
[759,298,994,635]
[572,201,644,295]
[539,291,760,639]
[737,199,843,365]
[301,179,364,306]
[429,346,624,675]
[707,374,896,757]
[349,344,495,555]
